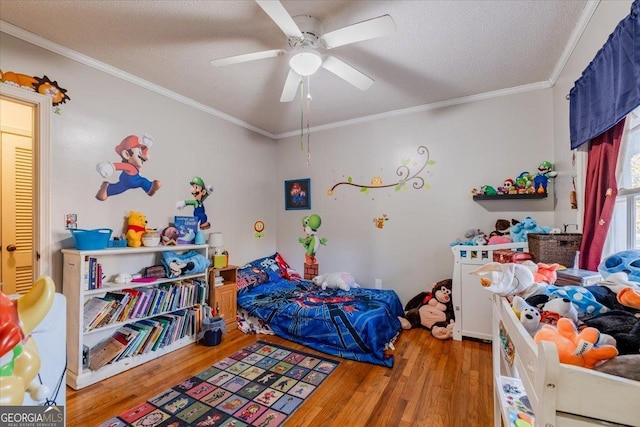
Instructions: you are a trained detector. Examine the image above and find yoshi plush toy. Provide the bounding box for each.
[298,214,327,264]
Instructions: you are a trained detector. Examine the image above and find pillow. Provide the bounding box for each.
[249,254,284,282]
[237,252,295,291]
[237,264,271,291]
[275,253,301,282]
[161,250,210,279]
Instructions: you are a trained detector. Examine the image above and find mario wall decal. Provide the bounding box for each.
[176,176,214,230]
[95,133,161,201]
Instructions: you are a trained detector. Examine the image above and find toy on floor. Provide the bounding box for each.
[0,276,55,405]
[534,318,618,369]
[312,272,360,291]
[125,210,148,248]
[398,279,455,340]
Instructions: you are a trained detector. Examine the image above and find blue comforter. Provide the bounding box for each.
[237,279,404,367]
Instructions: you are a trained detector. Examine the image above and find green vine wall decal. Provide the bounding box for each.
[327,146,434,196]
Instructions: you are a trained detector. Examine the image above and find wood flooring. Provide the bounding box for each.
[66,328,494,426]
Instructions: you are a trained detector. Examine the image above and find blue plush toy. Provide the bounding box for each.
[161,250,210,278]
[510,216,551,242]
[545,285,609,319]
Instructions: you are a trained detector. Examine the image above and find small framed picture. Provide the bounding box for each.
[285,178,311,210]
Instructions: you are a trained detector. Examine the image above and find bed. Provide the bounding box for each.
[234,254,405,367]
[493,294,640,427]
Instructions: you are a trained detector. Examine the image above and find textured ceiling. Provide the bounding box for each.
[0,0,592,137]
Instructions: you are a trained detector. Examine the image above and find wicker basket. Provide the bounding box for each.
[527,233,582,267]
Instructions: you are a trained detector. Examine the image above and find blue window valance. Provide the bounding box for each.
[569,0,640,149]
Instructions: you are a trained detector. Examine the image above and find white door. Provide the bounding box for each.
[0,97,35,294]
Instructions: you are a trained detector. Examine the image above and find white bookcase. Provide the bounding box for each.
[62,244,209,390]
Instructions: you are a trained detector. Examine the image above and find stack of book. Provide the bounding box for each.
[82,279,208,331]
[213,275,224,287]
[87,304,212,371]
[85,256,103,289]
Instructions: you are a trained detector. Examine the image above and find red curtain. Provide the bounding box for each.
[579,119,626,271]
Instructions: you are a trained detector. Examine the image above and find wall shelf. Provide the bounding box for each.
[473,193,547,201]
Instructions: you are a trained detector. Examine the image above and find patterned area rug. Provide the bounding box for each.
[98,340,339,427]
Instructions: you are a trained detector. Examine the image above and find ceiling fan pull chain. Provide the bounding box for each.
[299,78,305,151]
[306,76,312,166]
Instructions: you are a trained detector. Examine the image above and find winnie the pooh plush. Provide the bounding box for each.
[399,279,456,340]
[126,210,147,248]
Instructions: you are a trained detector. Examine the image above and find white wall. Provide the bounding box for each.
[276,90,555,304]
[552,0,633,230]
[0,34,278,290]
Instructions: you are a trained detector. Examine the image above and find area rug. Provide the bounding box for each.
[98,340,339,427]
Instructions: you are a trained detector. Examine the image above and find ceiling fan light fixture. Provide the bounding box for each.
[289,49,322,76]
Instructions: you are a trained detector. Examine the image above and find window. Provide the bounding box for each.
[604,106,640,256]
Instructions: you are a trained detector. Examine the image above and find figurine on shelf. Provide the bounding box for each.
[533,161,557,193]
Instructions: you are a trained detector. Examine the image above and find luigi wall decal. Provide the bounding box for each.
[327,146,434,197]
[95,133,161,201]
[176,176,214,230]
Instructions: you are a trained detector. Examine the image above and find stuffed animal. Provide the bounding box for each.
[0,276,55,405]
[469,262,544,298]
[583,310,640,355]
[545,285,609,319]
[534,318,618,369]
[126,210,148,248]
[510,216,551,243]
[312,272,360,291]
[398,279,455,340]
[533,263,559,284]
[490,219,512,237]
[540,297,579,326]
[511,296,541,336]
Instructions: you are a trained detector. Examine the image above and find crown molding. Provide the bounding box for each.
[0,20,276,140]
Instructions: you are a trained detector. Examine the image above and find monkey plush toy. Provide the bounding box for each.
[398,279,456,340]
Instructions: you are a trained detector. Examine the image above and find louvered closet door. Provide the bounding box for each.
[1,128,35,294]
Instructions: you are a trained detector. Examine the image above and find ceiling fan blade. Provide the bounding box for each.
[210,49,286,67]
[280,69,302,102]
[322,14,396,49]
[321,56,374,91]
[256,0,303,39]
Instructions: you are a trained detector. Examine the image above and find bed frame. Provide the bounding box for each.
[451,243,528,341]
[493,294,640,426]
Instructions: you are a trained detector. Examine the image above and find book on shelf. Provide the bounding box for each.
[174,215,199,244]
[83,297,114,331]
[89,326,138,370]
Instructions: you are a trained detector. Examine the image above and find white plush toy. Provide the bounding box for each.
[312,272,360,291]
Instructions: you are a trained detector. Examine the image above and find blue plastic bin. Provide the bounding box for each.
[71,228,113,250]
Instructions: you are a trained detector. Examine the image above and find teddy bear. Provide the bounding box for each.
[534,318,618,369]
[125,210,148,248]
[398,279,455,340]
[312,272,360,291]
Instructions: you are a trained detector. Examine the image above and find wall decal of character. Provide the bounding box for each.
[95,133,161,201]
[176,176,214,230]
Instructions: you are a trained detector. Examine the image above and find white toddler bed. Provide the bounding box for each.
[493,294,640,426]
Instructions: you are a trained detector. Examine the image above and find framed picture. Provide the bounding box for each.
[285,178,311,210]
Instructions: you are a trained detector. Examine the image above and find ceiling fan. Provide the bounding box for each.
[210,0,396,102]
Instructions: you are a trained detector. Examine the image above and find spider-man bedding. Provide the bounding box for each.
[235,255,404,367]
